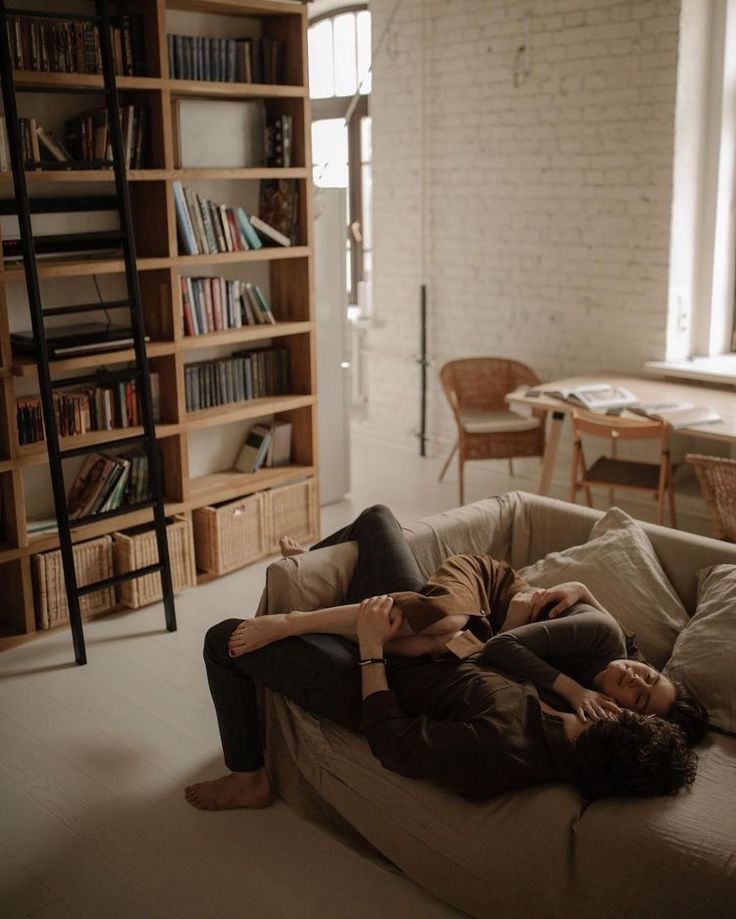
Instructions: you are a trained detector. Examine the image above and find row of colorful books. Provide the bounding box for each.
[6,13,145,76]
[67,450,149,521]
[234,421,292,473]
[0,108,149,172]
[167,34,285,84]
[184,346,290,412]
[181,277,275,337]
[16,374,161,447]
[174,181,288,256]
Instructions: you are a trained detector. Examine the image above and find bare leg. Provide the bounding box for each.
[184,767,274,811]
[227,603,471,657]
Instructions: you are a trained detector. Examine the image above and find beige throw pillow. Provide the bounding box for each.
[519,508,689,668]
[665,565,736,733]
[265,541,358,614]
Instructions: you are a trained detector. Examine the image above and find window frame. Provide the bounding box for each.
[309,4,370,304]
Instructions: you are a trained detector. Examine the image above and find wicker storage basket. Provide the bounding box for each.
[193,491,266,575]
[264,478,317,553]
[32,535,115,630]
[114,515,196,609]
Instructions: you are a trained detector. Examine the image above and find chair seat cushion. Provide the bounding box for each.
[460,408,542,434]
[584,457,661,490]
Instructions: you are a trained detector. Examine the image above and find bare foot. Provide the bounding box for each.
[184,769,274,811]
[228,614,290,656]
[279,535,307,557]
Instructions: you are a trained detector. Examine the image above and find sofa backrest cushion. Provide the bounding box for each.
[519,508,689,669]
[665,564,736,733]
[265,541,358,612]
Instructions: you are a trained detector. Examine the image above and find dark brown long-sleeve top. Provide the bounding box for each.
[482,608,628,692]
[389,554,529,639]
[361,656,577,799]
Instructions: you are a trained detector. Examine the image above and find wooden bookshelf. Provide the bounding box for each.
[0,0,318,644]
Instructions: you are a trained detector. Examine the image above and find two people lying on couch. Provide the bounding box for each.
[186,505,702,812]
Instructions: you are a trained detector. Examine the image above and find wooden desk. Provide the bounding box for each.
[506,373,736,496]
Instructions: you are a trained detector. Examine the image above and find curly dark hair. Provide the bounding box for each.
[666,683,709,746]
[573,710,698,799]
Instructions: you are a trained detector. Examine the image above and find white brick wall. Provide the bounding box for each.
[364,0,681,467]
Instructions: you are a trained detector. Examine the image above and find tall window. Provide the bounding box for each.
[309,8,371,304]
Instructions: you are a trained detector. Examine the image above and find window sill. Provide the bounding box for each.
[645,355,736,386]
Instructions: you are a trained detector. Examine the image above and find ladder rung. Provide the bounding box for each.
[60,433,148,459]
[77,563,164,596]
[6,9,101,24]
[43,300,132,318]
[69,500,156,530]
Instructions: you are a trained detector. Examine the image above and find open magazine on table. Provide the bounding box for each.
[542,383,640,410]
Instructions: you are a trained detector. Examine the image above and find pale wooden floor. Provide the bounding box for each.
[0,435,710,918]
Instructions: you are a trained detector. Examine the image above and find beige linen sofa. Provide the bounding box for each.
[255,491,736,919]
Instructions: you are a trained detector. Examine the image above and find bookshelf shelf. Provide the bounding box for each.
[179,320,313,350]
[188,464,315,506]
[166,78,305,100]
[11,342,177,377]
[0,0,317,645]
[183,393,315,432]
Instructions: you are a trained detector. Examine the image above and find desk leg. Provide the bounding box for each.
[538,411,565,496]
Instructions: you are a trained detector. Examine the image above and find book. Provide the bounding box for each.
[11,323,137,359]
[236,208,263,250]
[234,424,272,473]
[249,214,291,247]
[173,180,198,255]
[544,383,639,411]
[266,421,292,467]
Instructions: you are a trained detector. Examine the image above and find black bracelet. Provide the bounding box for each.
[358,658,386,667]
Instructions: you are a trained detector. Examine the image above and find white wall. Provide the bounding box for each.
[364,0,682,460]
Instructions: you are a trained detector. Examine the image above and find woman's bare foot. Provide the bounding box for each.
[279,535,307,557]
[185,769,274,811]
[228,614,290,656]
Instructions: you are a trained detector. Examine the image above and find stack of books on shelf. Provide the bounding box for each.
[6,13,146,75]
[181,276,275,336]
[0,107,150,172]
[64,105,149,169]
[264,114,293,167]
[167,34,285,84]
[66,450,149,520]
[174,181,257,255]
[16,372,160,446]
[234,420,292,473]
[184,345,290,412]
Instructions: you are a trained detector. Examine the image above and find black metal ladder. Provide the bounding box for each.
[0,0,176,664]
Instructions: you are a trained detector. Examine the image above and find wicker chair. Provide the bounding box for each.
[439,358,545,505]
[685,453,736,541]
[570,410,676,526]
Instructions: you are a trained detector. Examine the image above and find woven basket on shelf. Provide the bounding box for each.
[193,491,266,575]
[264,479,317,554]
[114,515,196,609]
[32,535,115,630]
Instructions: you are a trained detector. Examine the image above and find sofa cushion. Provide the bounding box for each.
[665,564,736,733]
[519,508,689,668]
[265,541,358,613]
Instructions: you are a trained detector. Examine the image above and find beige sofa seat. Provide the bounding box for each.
[257,491,736,919]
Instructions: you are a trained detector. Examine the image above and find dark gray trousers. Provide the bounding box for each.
[203,505,425,771]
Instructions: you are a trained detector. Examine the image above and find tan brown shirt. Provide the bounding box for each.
[390,553,529,638]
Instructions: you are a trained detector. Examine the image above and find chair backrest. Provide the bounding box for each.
[572,411,669,445]
[439,358,540,414]
[685,453,736,541]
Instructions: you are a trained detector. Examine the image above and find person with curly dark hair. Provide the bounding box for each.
[573,710,698,799]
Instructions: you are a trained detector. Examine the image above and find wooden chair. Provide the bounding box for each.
[685,453,736,541]
[570,410,676,526]
[439,358,545,505]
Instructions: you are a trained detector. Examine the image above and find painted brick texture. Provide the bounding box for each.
[365,0,681,459]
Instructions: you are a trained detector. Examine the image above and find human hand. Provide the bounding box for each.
[530,582,588,621]
[356,595,403,653]
[566,686,621,724]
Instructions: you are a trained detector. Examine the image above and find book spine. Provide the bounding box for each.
[172,181,198,255]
